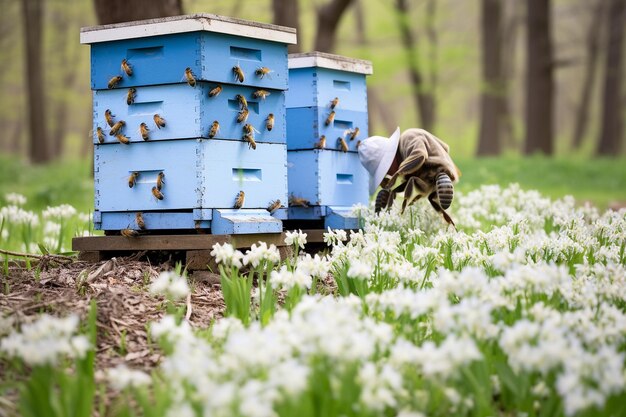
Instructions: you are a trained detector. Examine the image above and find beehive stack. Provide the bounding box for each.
[285,52,373,229]
[80,14,296,234]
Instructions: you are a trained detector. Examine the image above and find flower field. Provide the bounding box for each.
[1,184,625,417]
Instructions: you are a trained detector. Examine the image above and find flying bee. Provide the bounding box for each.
[121,59,133,76]
[337,137,349,153]
[184,67,196,87]
[208,84,222,97]
[208,120,220,138]
[120,228,139,238]
[356,140,362,149]
[330,97,339,109]
[233,190,245,209]
[153,114,166,129]
[108,75,122,89]
[235,94,248,109]
[314,135,326,149]
[255,66,272,78]
[236,107,249,124]
[265,113,274,131]
[242,133,257,150]
[126,87,136,105]
[288,194,310,207]
[232,65,245,83]
[325,111,336,126]
[348,127,360,141]
[128,171,139,188]
[135,212,145,229]
[252,89,270,100]
[109,120,125,136]
[267,199,281,214]
[96,127,105,143]
[116,133,130,145]
[156,171,165,190]
[139,122,150,140]
[151,186,164,201]
[104,109,115,127]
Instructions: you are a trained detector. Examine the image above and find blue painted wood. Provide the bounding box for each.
[91,32,288,90]
[287,149,368,208]
[95,211,210,231]
[286,68,368,111]
[95,139,287,213]
[93,83,285,143]
[286,206,326,220]
[324,206,363,230]
[211,209,282,234]
[286,107,368,151]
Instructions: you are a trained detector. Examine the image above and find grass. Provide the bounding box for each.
[0,155,625,214]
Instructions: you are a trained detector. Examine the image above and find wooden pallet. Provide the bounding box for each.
[72,230,326,270]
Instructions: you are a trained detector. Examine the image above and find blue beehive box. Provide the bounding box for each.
[285,52,372,229]
[81,14,296,234]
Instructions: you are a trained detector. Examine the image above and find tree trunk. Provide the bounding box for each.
[314,0,354,53]
[93,0,182,25]
[477,0,503,156]
[395,0,435,131]
[524,0,554,155]
[21,0,50,164]
[597,0,625,155]
[273,0,300,53]
[572,0,604,150]
[501,0,523,151]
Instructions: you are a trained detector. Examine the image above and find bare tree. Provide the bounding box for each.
[314,0,354,53]
[273,0,301,53]
[477,0,504,155]
[394,0,435,131]
[501,0,524,151]
[94,0,182,25]
[524,0,554,155]
[21,0,50,164]
[597,0,625,155]
[571,0,605,150]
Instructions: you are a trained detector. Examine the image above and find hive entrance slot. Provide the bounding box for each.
[333,80,351,90]
[232,168,262,182]
[336,174,354,184]
[128,101,164,116]
[228,99,259,114]
[127,46,164,59]
[130,170,165,185]
[333,119,353,130]
[230,46,262,61]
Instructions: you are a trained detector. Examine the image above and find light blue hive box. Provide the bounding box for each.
[80,14,297,234]
[286,52,372,229]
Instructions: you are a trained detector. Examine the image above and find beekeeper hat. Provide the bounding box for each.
[357,127,401,194]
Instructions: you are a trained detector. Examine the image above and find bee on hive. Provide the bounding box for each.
[156,172,165,190]
[153,114,166,129]
[109,120,125,136]
[265,113,274,131]
[330,97,339,109]
[288,194,310,207]
[121,59,133,76]
[115,133,130,145]
[337,137,349,153]
[252,89,270,100]
[232,65,245,83]
[120,228,139,237]
[235,94,248,110]
[128,172,139,188]
[348,127,360,141]
[139,123,150,141]
[126,87,136,105]
[184,67,196,87]
[96,127,106,144]
[208,121,220,138]
[108,75,122,89]
[242,133,257,150]
[135,212,145,229]
[237,108,249,124]
[151,186,164,201]
[267,199,281,214]
[104,109,115,127]
[325,111,336,126]
[314,135,326,149]
[255,67,272,79]
[233,191,245,209]
[209,85,222,97]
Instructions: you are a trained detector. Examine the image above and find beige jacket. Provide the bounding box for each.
[397,128,460,185]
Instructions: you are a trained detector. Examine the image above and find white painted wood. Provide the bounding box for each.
[80,13,297,45]
[288,52,373,75]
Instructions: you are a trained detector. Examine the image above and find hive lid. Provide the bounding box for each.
[288,52,373,75]
[80,13,297,45]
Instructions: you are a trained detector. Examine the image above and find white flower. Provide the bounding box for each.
[296,253,330,278]
[269,265,311,290]
[42,204,77,220]
[106,364,151,390]
[284,229,307,249]
[150,271,190,300]
[347,259,372,280]
[5,192,27,206]
[323,227,348,245]
[210,242,244,268]
[243,241,281,268]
